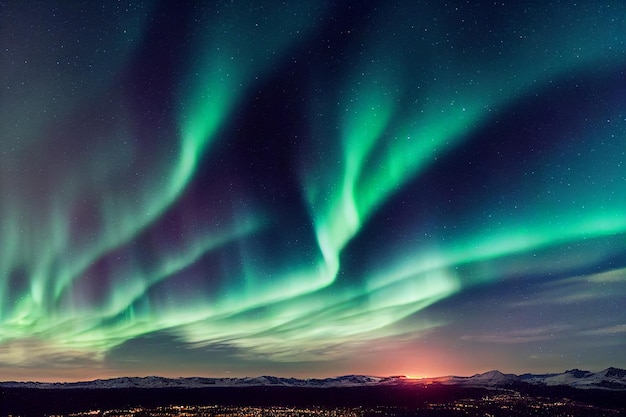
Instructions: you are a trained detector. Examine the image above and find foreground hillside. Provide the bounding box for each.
[1,384,626,417]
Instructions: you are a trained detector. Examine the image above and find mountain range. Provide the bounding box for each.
[2,368,625,390]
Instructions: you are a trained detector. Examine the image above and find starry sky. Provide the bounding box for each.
[1,0,626,382]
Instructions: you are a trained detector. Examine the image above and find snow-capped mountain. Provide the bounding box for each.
[520,367,626,389]
[0,374,388,389]
[438,368,626,390]
[1,369,624,390]
[433,370,520,387]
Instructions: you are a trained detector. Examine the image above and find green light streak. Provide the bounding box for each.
[0,2,332,366]
[172,266,459,362]
[1,2,626,373]
[302,1,626,297]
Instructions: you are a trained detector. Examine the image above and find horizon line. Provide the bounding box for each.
[2,366,624,384]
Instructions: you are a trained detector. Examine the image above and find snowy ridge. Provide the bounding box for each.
[0,374,391,389]
[1,369,624,390]
[520,367,626,389]
[427,370,520,387]
[422,368,626,390]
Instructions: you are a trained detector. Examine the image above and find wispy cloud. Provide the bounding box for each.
[578,324,626,336]
[508,267,626,308]
[461,325,574,344]
[0,338,103,368]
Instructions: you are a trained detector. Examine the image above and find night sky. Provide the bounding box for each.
[1,1,626,382]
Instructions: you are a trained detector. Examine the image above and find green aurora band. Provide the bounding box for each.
[0,1,625,373]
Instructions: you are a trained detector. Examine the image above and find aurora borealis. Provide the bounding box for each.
[1,0,626,381]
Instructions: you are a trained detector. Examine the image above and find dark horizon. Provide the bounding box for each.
[2,380,626,417]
